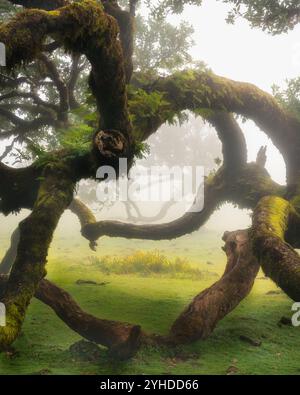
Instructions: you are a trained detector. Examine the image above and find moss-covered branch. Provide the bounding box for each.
[0,275,142,359]
[132,70,300,184]
[80,163,284,243]
[251,196,300,301]
[69,198,98,250]
[0,0,132,139]
[8,0,135,82]
[81,167,226,242]
[0,164,74,349]
[170,230,260,343]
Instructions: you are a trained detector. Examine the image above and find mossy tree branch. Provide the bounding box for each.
[0,0,135,214]
[0,0,132,140]
[0,275,142,359]
[132,70,300,184]
[80,166,226,242]
[170,230,260,343]
[251,196,300,301]
[8,0,135,81]
[0,164,74,349]
[79,161,284,244]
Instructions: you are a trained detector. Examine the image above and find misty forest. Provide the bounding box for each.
[1,0,300,375]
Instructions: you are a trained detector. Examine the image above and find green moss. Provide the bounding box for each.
[0,0,110,68]
[50,0,109,53]
[254,196,290,239]
[291,197,300,212]
[0,165,75,350]
[0,9,48,67]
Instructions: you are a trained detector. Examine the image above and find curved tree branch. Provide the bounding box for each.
[81,167,225,242]
[0,109,57,139]
[0,274,142,359]
[8,0,135,82]
[251,196,300,301]
[0,91,58,112]
[170,229,260,343]
[133,70,300,184]
[205,111,247,168]
[0,0,132,139]
[79,160,284,243]
[69,198,98,250]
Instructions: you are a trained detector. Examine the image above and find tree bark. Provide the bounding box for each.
[252,196,300,301]
[0,164,74,349]
[0,275,142,360]
[170,230,260,343]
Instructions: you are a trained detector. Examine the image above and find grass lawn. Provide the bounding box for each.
[0,254,298,375]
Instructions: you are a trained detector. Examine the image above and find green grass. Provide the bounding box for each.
[88,250,218,279]
[0,253,299,375]
[0,215,298,375]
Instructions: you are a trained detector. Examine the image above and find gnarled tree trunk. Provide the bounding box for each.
[170,230,260,343]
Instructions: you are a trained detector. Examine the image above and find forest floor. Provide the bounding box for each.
[0,214,299,375]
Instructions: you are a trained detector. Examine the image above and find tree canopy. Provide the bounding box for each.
[223,0,300,34]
